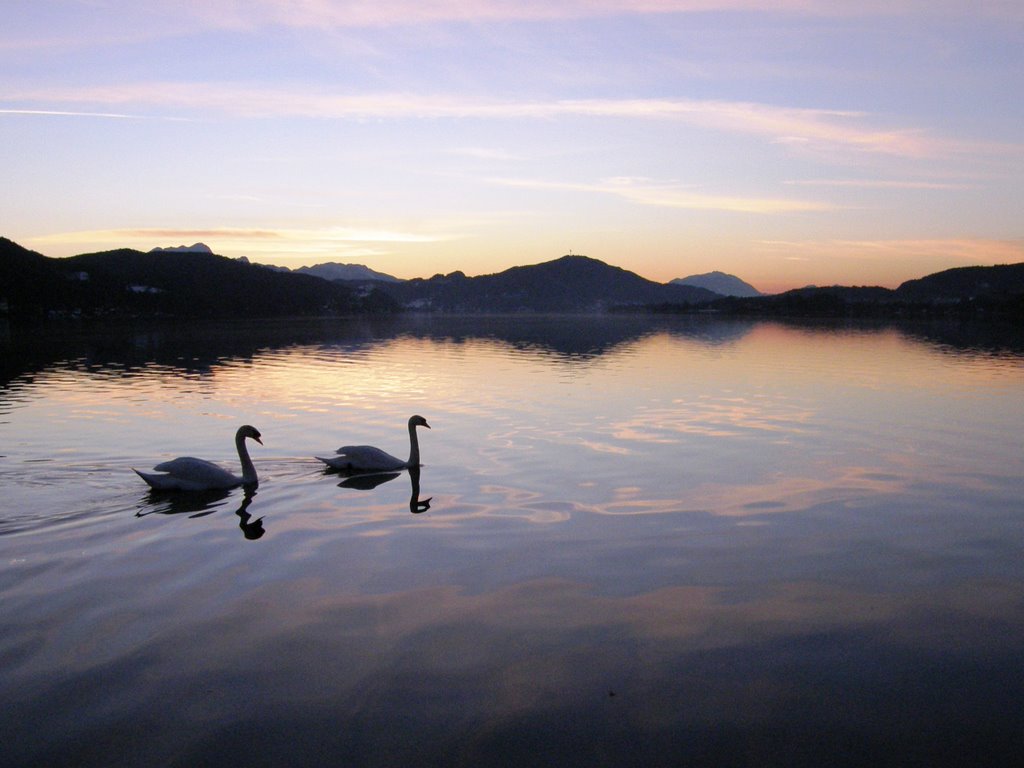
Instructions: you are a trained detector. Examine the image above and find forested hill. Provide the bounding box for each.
[379,254,718,312]
[702,262,1024,319]
[895,262,1024,300]
[0,238,397,320]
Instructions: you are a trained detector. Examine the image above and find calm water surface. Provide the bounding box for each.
[2,316,1023,766]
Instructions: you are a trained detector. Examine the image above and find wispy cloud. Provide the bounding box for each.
[446,146,521,162]
[0,108,185,121]
[784,179,975,190]
[122,1,816,33]
[33,228,283,245]
[493,176,837,213]
[6,83,990,159]
[141,0,1024,31]
[29,226,461,261]
[757,237,1024,264]
[8,1,1019,59]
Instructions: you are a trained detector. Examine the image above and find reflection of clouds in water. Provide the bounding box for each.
[616,395,817,444]
[421,486,580,526]
[597,464,912,518]
[275,455,947,535]
[578,439,632,455]
[235,574,1024,679]
[264,480,579,537]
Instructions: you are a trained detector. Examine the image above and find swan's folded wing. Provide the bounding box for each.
[151,456,238,487]
[333,445,404,471]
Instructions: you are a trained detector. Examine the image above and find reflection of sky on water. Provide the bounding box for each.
[2,317,1024,765]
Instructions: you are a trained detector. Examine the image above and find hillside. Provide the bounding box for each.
[380,254,718,312]
[0,238,67,311]
[896,263,1024,301]
[0,238,397,320]
[703,263,1024,319]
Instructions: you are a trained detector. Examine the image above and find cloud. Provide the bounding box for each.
[127,1,1024,31]
[0,108,183,121]
[784,179,975,190]
[29,226,461,261]
[5,1,1021,58]
[756,237,1024,264]
[6,83,990,159]
[446,146,521,162]
[85,2,817,34]
[33,228,283,245]
[492,176,837,213]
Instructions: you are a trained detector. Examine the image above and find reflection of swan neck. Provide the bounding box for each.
[236,489,265,539]
[408,464,431,513]
[236,429,258,485]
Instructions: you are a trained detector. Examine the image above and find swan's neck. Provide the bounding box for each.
[236,433,258,485]
[407,422,421,467]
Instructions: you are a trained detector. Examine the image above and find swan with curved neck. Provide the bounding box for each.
[318,415,430,472]
[135,425,263,491]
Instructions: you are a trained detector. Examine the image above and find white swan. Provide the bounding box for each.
[134,425,263,491]
[318,415,430,472]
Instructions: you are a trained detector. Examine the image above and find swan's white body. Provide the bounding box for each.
[318,415,429,472]
[135,425,263,491]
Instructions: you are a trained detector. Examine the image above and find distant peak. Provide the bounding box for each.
[671,271,762,298]
[293,261,402,283]
[150,243,213,254]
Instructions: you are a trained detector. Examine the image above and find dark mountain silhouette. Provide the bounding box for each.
[0,238,397,320]
[379,254,719,312]
[4,235,1023,321]
[671,271,762,297]
[703,263,1024,319]
[0,238,77,316]
[895,263,1024,301]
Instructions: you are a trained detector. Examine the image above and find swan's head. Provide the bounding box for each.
[409,415,430,430]
[237,424,263,445]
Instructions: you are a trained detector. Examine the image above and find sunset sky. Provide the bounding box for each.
[2,1,1022,292]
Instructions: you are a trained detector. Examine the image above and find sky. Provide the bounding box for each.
[2,1,1022,293]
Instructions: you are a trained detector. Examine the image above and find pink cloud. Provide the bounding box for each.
[8,82,1000,160]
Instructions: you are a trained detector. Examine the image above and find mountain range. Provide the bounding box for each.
[378,255,718,313]
[0,238,396,320]
[2,236,1023,321]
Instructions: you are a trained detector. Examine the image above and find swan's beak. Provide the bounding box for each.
[424,422,431,429]
[255,436,263,445]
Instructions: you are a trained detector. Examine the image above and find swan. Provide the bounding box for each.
[318,415,430,472]
[134,425,263,491]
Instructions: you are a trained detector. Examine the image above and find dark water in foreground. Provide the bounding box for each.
[2,316,1023,766]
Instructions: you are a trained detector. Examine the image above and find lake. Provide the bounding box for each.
[2,315,1023,767]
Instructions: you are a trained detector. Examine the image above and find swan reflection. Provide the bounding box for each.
[337,471,401,490]
[408,464,431,514]
[136,487,232,517]
[136,487,264,539]
[235,490,265,540]
[333,464,432,514]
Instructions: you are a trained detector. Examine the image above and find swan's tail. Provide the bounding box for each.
[133,468,159,488]
[316,456,348,469]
